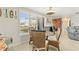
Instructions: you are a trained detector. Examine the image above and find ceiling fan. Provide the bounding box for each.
[46,7,56,15]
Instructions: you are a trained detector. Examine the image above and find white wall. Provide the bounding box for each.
[62,17,70,33]
[0,7,20,47]
[71,14,79,26]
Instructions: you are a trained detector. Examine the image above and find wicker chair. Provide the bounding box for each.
[31,31,48,51]
[47,18,62,51]
[29,27,35,44]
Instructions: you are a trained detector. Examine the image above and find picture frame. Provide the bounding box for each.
[4,8,8,18]
[9,9,14,18]
[0,8,2,17]
[14,10,17,19]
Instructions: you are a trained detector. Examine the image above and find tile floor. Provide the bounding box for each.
[7,31,59,51]
[7,41,58,51]
[7,31,79,51]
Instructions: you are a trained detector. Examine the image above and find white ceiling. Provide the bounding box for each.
[28,7,79,17]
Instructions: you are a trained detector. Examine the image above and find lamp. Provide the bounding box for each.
[46,7,55,15]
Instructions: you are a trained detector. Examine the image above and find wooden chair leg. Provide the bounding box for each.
[47,46,49,51]
[32,47,37,51]
[32,47,35,51]
[29,39,32,44]
[29,41,30,44]
[58,46,60,51]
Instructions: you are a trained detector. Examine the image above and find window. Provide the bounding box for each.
[19,12,29,32]
[20,12,29,26]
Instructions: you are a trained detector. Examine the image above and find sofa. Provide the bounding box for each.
[66,26,79,41]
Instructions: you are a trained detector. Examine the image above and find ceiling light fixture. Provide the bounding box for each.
[46,7,56,15]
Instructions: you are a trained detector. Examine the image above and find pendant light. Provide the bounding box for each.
[46,7,55,15]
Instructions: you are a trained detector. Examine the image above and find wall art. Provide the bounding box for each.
[0,8,2,17]
[14,10,17,19]
[5,9,8,18]
[9,9,14,18]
